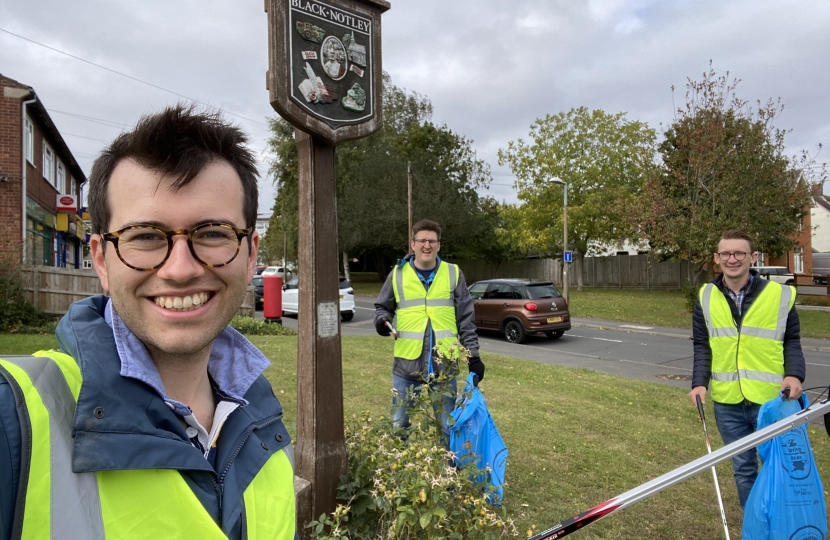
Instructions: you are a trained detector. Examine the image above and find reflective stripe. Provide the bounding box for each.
[740,326,779,340]
[398,331,425,341]
[710,327,738,337]
[739,369,784,385]
[1,355,105,540]
[397,299,424,309]
[701,284,715,337]
[711,372,739,382]
[434,330,457,340]
[425,299,454,307]
[448,264,457,291]
[283,443,295,470]
[395,266,406,303]
[776,285,793,340]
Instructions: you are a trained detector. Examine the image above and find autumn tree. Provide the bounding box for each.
[497,107,657,291]
[636,66,815,295]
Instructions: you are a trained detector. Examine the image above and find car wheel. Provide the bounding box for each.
[545,330,564,340]
[504,320,526,344]
[785,279,794,285]
[341,312,354,322]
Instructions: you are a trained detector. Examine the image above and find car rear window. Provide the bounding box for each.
[525,284,562,299]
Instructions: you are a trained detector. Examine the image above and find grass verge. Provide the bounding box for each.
[6,332,828,538]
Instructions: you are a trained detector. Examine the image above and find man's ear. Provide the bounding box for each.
[247,232,260,282]
[90,234,110,292]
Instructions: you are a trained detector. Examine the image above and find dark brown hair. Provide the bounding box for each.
[718,230,755,253]
[411,219,441,241]
[87,104,258,234]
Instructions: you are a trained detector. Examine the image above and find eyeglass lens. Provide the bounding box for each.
[116,225,241,269]
[414,239,438,245]
[717,251,748,262]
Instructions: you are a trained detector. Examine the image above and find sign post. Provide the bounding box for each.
[266,0,389,535]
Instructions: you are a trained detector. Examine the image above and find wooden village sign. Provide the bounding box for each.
[265,0,389,536]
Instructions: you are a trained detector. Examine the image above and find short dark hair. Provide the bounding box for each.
[88,104,258,235]
[718,230,755,253]
[412,219,441,241]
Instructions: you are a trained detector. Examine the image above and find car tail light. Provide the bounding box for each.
[524,302,538,311]
[346,288,354,294]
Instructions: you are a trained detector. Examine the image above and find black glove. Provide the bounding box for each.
[468,356,485,386]
[375,318,391,337]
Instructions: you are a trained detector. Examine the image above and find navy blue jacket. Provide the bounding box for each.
[0,296,293,540]
[691,271,806,391]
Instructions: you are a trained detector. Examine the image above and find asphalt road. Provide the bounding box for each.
[262,295,830,400]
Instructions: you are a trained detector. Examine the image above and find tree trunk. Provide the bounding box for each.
[576,251,584,292]
[342,251,351,282]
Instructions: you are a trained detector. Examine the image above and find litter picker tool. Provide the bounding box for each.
[530,393,830,539]
[384,320,398,339]
[696,395,730,539]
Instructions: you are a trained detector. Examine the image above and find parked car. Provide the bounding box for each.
[280,276,355,321]
[753,266,795,285]
[251,275,264,310]
[468,279,571,344]
[261,265,293,281]
[255,265,268,275]
[813,253,830,285]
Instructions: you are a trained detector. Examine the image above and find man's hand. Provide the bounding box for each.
[468,356,485,386]
[781,376,803,400]
[689,386,707,407]
[375,318,391,337]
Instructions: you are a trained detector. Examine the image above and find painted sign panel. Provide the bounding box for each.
[289,0,373,126]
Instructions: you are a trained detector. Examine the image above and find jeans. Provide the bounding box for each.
[392,373,457,446]
[713,400,761,508]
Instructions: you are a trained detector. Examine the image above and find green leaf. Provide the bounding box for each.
[419,511,433,529]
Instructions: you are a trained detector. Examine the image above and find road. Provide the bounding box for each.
[263,295,830,400]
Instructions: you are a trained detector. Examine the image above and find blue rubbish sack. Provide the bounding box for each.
[449,372,508,504]
[742,394,828,540]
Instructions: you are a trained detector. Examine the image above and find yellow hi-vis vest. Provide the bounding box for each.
[699,280,795,405]
[0,351,295,540]
[392,262,460,360]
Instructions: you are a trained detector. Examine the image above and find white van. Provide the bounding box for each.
[813,253,830,285]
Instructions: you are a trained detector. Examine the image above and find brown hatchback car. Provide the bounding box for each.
[468,279,571,344]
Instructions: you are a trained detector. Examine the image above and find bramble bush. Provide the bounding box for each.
[309,346,517,539]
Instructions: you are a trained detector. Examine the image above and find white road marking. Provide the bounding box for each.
[619,324,654,330]
[355,307,374,310]
[568,334,624,343]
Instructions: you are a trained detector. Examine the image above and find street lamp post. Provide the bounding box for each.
[551,177,568,303]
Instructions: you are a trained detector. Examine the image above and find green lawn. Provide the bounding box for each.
[223,335,830,538]
[5,331,829,538]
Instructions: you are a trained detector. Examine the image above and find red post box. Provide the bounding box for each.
[263,275,283,323]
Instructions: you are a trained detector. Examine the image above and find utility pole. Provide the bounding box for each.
[407,161,412,253]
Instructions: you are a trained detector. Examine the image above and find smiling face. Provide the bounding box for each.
[714,238,758,287]
[90,159,258,363]
[410,229,440,270]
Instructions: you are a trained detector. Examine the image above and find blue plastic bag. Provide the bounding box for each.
[449,373,508,503]
[742,394,828,540]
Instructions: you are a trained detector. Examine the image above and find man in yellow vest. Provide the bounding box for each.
[0,105,296,539]
[374,219,484,441]
[689,229,805,508]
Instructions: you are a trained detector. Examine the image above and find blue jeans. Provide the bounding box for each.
[392,373,457,446]
[713,401,761,508]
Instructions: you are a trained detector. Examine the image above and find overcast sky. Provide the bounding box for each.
[2,0,828,212]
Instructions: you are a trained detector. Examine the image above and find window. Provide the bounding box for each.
[70,176,78,197]
[24,117,34,164]
[43,144,55,187]
[57,161,66,193]
[486,283,518,300]
[525,284,562,299]
[794,248,804,274]
[468,282,488,300]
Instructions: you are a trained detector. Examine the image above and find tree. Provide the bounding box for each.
[260,118,299,266]
[266,73,496,279]
[635,65,815,296]
[497,107,657,291]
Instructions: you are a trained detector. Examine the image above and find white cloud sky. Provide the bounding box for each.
[1,0,828,211]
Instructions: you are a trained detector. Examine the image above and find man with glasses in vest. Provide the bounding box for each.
[374,219,484,443]
[0,105,296,539]
[689,229,805,508]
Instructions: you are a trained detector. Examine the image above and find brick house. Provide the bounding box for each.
[762,189,815,274]
[812,182,830,254]
[1,74,87,268]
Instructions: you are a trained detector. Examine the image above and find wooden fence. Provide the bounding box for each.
[19,266,254,317]
[447,254,828,296]
[447,254,706,290]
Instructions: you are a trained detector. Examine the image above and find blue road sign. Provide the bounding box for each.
[564,250,573,263]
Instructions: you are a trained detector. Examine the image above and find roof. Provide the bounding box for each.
[0,74,87,185]
[472,278,554,286]
[813,183,830,213]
